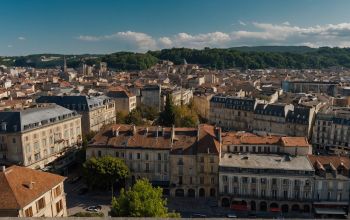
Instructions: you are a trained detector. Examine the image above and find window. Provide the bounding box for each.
[200,176,204,184]
[242,177,248,183]
[224,185,228,193]
[200,165,204,173]
[25,206,33,217]
[157,163,161,172]
[54,186,61,198]
[12,138,16,144]
[115,152,119,157]
[272,178,277,185]
[233,176,238,183]
[222,175,228,182]
[98,151,102,157]
[261,178,267,184]
[128,153,132,160]
[137,153,140,159]
[200,157,204,163]
[36,197,46,210]
[56,200,63,213]
[211,177,215,184]
[210,157,214,163]
[145,153,149,160]
[190,177,193,184]
[284,190,288,199]
[179,176,183,185]
[261,189,266,197]
[145,163,149,172]
[272,190,277,198]
[164,164,168,172]
[251,177,256,183]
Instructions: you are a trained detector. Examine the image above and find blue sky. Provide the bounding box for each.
[1,0,350,55]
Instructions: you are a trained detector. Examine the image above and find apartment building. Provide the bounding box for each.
[140,85,162,111]
[36,95,115,135]
[86,124,171,188]
[282,80,339,96]
[107,89,137,113]
[219,154,315,214]
[209,95,258,131]
[0,165,67,217]
[209,95,315,138]
[308,155,350,218]
[312,106,350,155]
[170,124,221,198]
[0,104,82,169]
[86,124,221,198]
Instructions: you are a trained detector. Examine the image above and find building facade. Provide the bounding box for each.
[0,104,82,169]
[107,89,137,113]
[36,95,115,135]
[219,154,315,214]
[308,155,350,218]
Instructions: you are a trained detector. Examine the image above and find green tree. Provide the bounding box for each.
[111,179,180,217]
[159,94,175,126]
[83,156,129,190]
[126,109,144,125]
[116,110,128,124]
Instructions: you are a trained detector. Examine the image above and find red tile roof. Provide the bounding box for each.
[0,166,65,210]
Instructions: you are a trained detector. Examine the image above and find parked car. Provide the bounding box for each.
[68,176,82,184]
[78,187,88,195]
[226,213,237,218]
[191,214,207,218]
[86,205,102,212]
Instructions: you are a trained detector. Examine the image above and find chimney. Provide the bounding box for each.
[133,125,137,135]
[1,166,5,172]
[156,126,160,138]
[1,122,7,132]
[171,125,175,142]
[161,126,165,136]
[115,126,120,137]
[145,127,148,136]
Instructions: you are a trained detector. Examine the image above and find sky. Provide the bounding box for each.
[2,0,350,55]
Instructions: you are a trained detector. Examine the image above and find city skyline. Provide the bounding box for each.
[2,0,350,55]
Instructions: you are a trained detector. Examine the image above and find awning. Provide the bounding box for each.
[270,208,281,212]
[231,204,248,211]
[314,208,346,215]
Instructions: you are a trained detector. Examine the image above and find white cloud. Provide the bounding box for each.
[77,31,156,50]
[7,45,12,48]
[76,22,350,50]
[18,36,26,40]
[239,20,247,26]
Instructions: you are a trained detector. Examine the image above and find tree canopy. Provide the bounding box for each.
[83,155,129,190]
[159,94,175,126]
[111,179,180,218]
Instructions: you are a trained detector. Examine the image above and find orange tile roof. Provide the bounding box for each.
[222,132,280,145]
[89,124,220,155]
[281,137,310,147]
[0,166,65,210]
[308,155,350,170]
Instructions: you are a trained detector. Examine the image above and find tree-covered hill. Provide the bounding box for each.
[2,46,350,70]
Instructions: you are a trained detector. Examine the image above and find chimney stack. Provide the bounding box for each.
[133,125,136,135]
[1,166,5,172]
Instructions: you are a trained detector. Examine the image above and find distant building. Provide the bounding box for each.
[0,165,67,217]
[36,95,115,135]
[140,85,162,111]
[0,104,82,169]
[107,89,137,113]
[193,93,214,120]
[209,95,315,138]
[282,80,339,96]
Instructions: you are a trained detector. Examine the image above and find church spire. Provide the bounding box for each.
[62,56,67,72]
